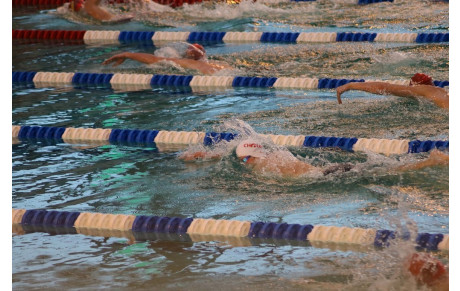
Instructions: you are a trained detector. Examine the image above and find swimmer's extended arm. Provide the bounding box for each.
[178,151,222,161]
[103,52,229,74]
[337,82,448,109]
[102,52,163,66]
[84,0,116,21]
[397,150,449,171]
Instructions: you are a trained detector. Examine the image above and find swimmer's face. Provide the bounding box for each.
[185,44,206,60]
[240,155,256,164]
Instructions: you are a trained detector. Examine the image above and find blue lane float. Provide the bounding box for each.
[408,140,449,153]
[150,74,194,87]
[336,32,377,42]
[260,32,300,43]
[187,31,226,42]
[416,33,449,43]
[72,73,114,85]
[108,129,159,144]
[12,208,449,251]
[12,125,449,155]
[231,76,278,88]
[303,136,358,151]
[17,125,66,140]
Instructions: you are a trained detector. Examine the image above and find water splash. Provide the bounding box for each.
[50,0,447,29]
[346,187,447,291]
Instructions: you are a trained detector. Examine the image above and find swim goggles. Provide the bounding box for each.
[242,155,252,163]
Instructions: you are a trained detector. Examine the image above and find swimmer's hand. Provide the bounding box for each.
[336,83,352,104]
[102,53,131,67]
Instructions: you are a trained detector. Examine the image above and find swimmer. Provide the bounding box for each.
[102,44,232,75]
[62,0,134,22]
[336,73,449,109]
[405,252,448,290]
[179,138,354,177]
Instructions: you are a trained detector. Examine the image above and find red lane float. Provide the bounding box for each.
[13,0,70,6]
[13,0,203,8]
[13,29,86,40]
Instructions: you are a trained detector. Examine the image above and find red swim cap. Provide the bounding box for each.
[407,253,446,286]
[410,73,434,86]
[185,43,206,60]
[71,0,84,12]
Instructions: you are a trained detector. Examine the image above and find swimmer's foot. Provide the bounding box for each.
[322,163,353,176]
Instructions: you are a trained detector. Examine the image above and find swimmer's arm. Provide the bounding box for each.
[84,0,116,21]
[178,151,222,161]
[397,150,449,171]
[406,85,449,109]
[254,158,317,176]
[337,82,419,104]
[337,82,449,108]
[102,52,164,66]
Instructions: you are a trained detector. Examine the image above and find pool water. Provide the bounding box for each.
[12,1,448,290]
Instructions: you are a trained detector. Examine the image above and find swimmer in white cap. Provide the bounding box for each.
[180,134,448,177]
[180,138,354,177]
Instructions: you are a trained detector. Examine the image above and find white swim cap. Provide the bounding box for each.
[236,139,267,158]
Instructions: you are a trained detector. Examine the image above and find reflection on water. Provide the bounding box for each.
[12,226,448,290]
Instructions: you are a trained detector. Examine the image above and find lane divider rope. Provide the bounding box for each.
[13,29,449,44]
[12,208,449,251]
[12,71,449,90]
[12,125,449,155]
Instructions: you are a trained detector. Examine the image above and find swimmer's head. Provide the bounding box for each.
[410,73,434,86]
[406,253,446,286]
[185,43,206,60]
[70,0,84,12]
[236,139,267,159]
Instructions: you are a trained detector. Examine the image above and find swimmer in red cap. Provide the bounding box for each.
[405,253,448,290]
[102,43,231,75]
[185,43,206,61]
[180,137,353,177]
[63,0,134,22]
[336,73,448,109]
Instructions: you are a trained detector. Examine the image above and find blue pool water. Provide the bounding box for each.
[12,0,448,289]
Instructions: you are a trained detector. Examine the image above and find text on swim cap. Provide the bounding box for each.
[244,143,262,148]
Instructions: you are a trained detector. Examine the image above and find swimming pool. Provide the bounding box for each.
[12,1,448,289]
